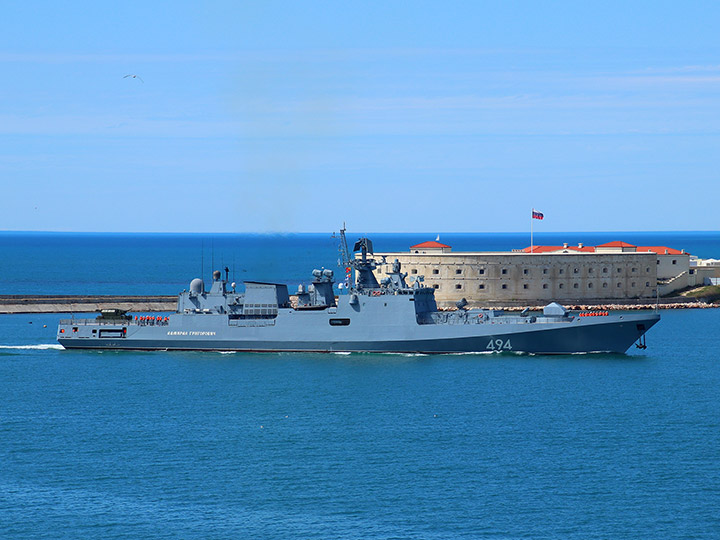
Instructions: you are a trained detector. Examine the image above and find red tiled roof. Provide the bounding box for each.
[596,241,636,248]
[637,246,688,255]
[410,241,451,249]
[520,243,688,255]
[521,246,563,253]
[522,246,596,253]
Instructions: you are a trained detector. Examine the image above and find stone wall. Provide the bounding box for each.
[373,252,657,307]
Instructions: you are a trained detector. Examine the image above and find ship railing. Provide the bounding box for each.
[361,288,415,296]
[416,311,572,325]
[58,318,170,326]
[417,312,485,325]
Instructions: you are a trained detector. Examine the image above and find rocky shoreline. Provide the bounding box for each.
[483,301,717,312]
[0,295,176,314]
[1,294,717,314]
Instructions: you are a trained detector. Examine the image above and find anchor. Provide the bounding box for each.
[635,334,647,350]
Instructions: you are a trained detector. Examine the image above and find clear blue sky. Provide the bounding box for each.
[1,1,719,233]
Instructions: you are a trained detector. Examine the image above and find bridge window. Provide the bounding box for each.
[329,318,351,326]
[99,329,125,338]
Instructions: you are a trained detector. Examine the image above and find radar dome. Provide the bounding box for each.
[189,278,205,294]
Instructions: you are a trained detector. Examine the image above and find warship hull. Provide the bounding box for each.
[58,309,659,355]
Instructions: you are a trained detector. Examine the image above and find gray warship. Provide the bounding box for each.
[57,230,660,354]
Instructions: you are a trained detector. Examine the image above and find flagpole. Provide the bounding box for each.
[530,208,534,254]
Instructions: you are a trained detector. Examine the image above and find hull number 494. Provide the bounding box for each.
[487,338,512,351]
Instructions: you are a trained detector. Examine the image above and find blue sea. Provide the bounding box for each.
[1,231,719,539]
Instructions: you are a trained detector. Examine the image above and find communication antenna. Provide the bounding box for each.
[201,239,204,278]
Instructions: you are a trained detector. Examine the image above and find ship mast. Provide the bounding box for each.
[334,223,354,292]
[333,223,380,292]
[336,223,351,269]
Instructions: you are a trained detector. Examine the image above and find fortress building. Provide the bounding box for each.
[370,240,712,307]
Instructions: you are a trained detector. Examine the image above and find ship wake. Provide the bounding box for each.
[0,344,64,350]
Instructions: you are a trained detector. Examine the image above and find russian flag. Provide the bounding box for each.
[532,209,544,220]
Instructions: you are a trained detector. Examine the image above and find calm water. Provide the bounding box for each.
[1,232,720,539]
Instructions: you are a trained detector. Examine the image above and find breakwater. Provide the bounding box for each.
[463,296,718,311]
[0,295,176,314]
[1,294,716,314]
[488,301,717,312]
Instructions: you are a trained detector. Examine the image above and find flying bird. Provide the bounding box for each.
[123,74,144,83]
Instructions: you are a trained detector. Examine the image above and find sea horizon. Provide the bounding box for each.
[2,229,719,235]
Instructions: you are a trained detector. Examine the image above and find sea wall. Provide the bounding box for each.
[0,296,176,314]
[1,294,716,314]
